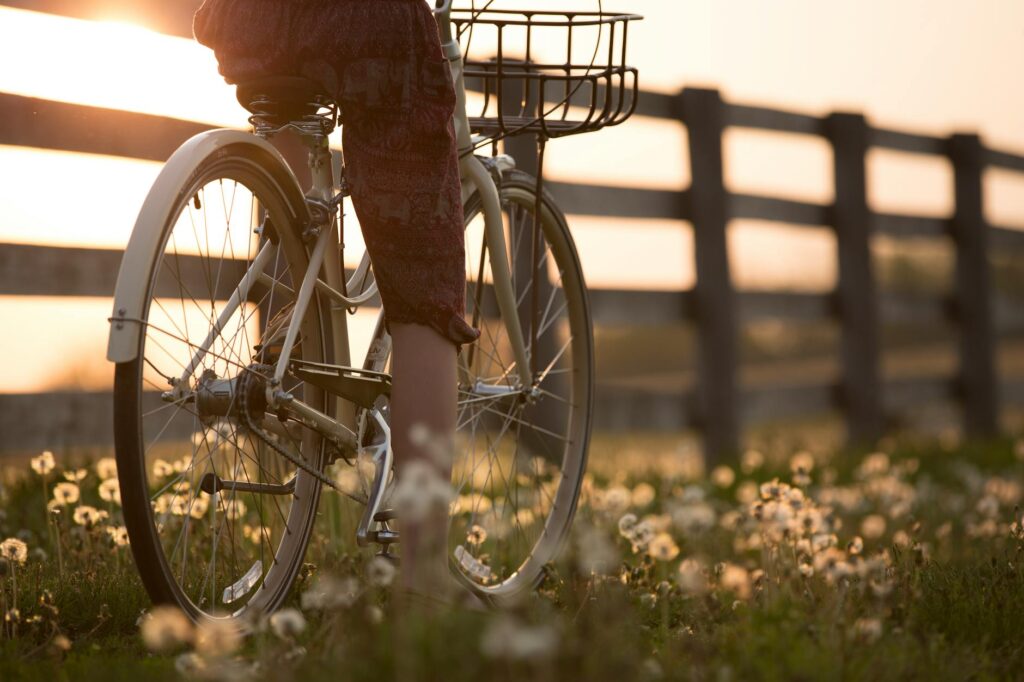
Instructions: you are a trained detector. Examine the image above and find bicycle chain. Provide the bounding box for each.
[239,371,346,495]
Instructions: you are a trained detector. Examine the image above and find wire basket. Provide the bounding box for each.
[452,7,642,141]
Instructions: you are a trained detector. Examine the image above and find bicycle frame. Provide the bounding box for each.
[106,1,534,513]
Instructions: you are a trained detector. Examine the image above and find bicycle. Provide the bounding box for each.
[107,0,640,625]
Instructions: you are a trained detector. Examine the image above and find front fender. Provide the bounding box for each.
[107,129,307,363]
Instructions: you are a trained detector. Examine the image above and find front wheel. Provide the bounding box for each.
[453,169,595,601]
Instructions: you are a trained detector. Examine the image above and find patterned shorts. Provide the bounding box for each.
[193,0,482,350]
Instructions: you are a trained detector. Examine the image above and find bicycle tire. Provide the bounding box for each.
[113,138,332,624]
[364,168,594,603]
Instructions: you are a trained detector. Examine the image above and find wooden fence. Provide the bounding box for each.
[2,0,1024,460]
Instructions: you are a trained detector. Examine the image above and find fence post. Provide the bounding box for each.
[826,113,883,445]
[948,133,999,437]
[680,88,739,462]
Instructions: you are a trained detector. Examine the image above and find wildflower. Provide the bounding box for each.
[892,530,910,547]
[857,452,890,478]
[670,502,717,535]
[189,495,210,519]
[647,533,680,562]
[52,634,72,652]
[72,506,107,527]
[718,563,751,599]
[677,558,707,595]
[631,482,657,508]
[860,514,886,539]
[99,478,121,505]
[639,592,658,609]
[95,457,118,480]
[480,614,559,661]
[0,538,28,565]
[365,604,384,625]
[52,482,80,506]
[391,460,454,522]
[735,481,759,505]
[31,451,55,476]
[600,486,632,515]
[366,557,396,587]
[618,513,638,537]
[466,524,488,546]
[223,499,247,521]
[195,618,242,657]
[790,450,815,472]
[139,606,193,653]
[269,608,306,639]
[174,653,206,677]
[300,574,360,610]
[63,468,87,483]
[852,617,883,644]
[741,449,764,474]
[710,465,735,488]
[106,526,130,547]
[152,459,175,478]
[847,536,864,556]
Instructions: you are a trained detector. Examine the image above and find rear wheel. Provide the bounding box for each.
[114,144,331,624]
[365,169,595,602]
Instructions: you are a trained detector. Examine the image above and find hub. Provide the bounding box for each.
[195,367,269,424]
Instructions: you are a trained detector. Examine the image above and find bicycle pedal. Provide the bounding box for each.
[373,509,397,523]
[369,528,399,545]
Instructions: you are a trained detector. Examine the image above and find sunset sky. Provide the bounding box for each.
[0,1,1022,392]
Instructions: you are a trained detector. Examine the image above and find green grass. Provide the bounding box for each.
[1,432,1023,681]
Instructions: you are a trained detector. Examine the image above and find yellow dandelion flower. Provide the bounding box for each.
[52,482,80,506]
[95,457,118,480]
[31,451,55,476]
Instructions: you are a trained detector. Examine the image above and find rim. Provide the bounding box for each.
[123,155,327,620]
[448,176,592,596]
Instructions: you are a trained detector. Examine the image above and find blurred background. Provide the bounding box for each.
[1,0,1023,458]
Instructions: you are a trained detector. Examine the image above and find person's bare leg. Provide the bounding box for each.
[389,321,457,597]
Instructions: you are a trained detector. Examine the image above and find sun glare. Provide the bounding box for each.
[0,7,242,127]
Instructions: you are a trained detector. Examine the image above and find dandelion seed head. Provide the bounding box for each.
[31,451,55,476]
[63,468,87,483]
[0,538,28,565]
[195,618,242,657]
[466,524,488,546]
[710,465,735,488]
[860,514,887,540]
[647,533,680,562]
[95,457,118,480]
[631,482,657,508]
[269,608,306,639]
[72,506,107,527]
[99,478,121,505]
[139,605,193,653]
[366,557,396,587]
[52,482,80,506]
[741,449,765,474]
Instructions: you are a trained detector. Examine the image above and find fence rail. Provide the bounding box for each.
[2,2,1024,459]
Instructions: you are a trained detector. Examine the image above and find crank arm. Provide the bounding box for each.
[199,472,296,496]
[355,408,394,547]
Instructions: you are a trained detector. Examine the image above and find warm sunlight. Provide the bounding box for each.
[0,7,242,127]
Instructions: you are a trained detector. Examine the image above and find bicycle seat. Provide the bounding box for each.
[236,76,337,126]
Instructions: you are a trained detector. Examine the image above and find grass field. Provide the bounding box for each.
[0,431,1022,681]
